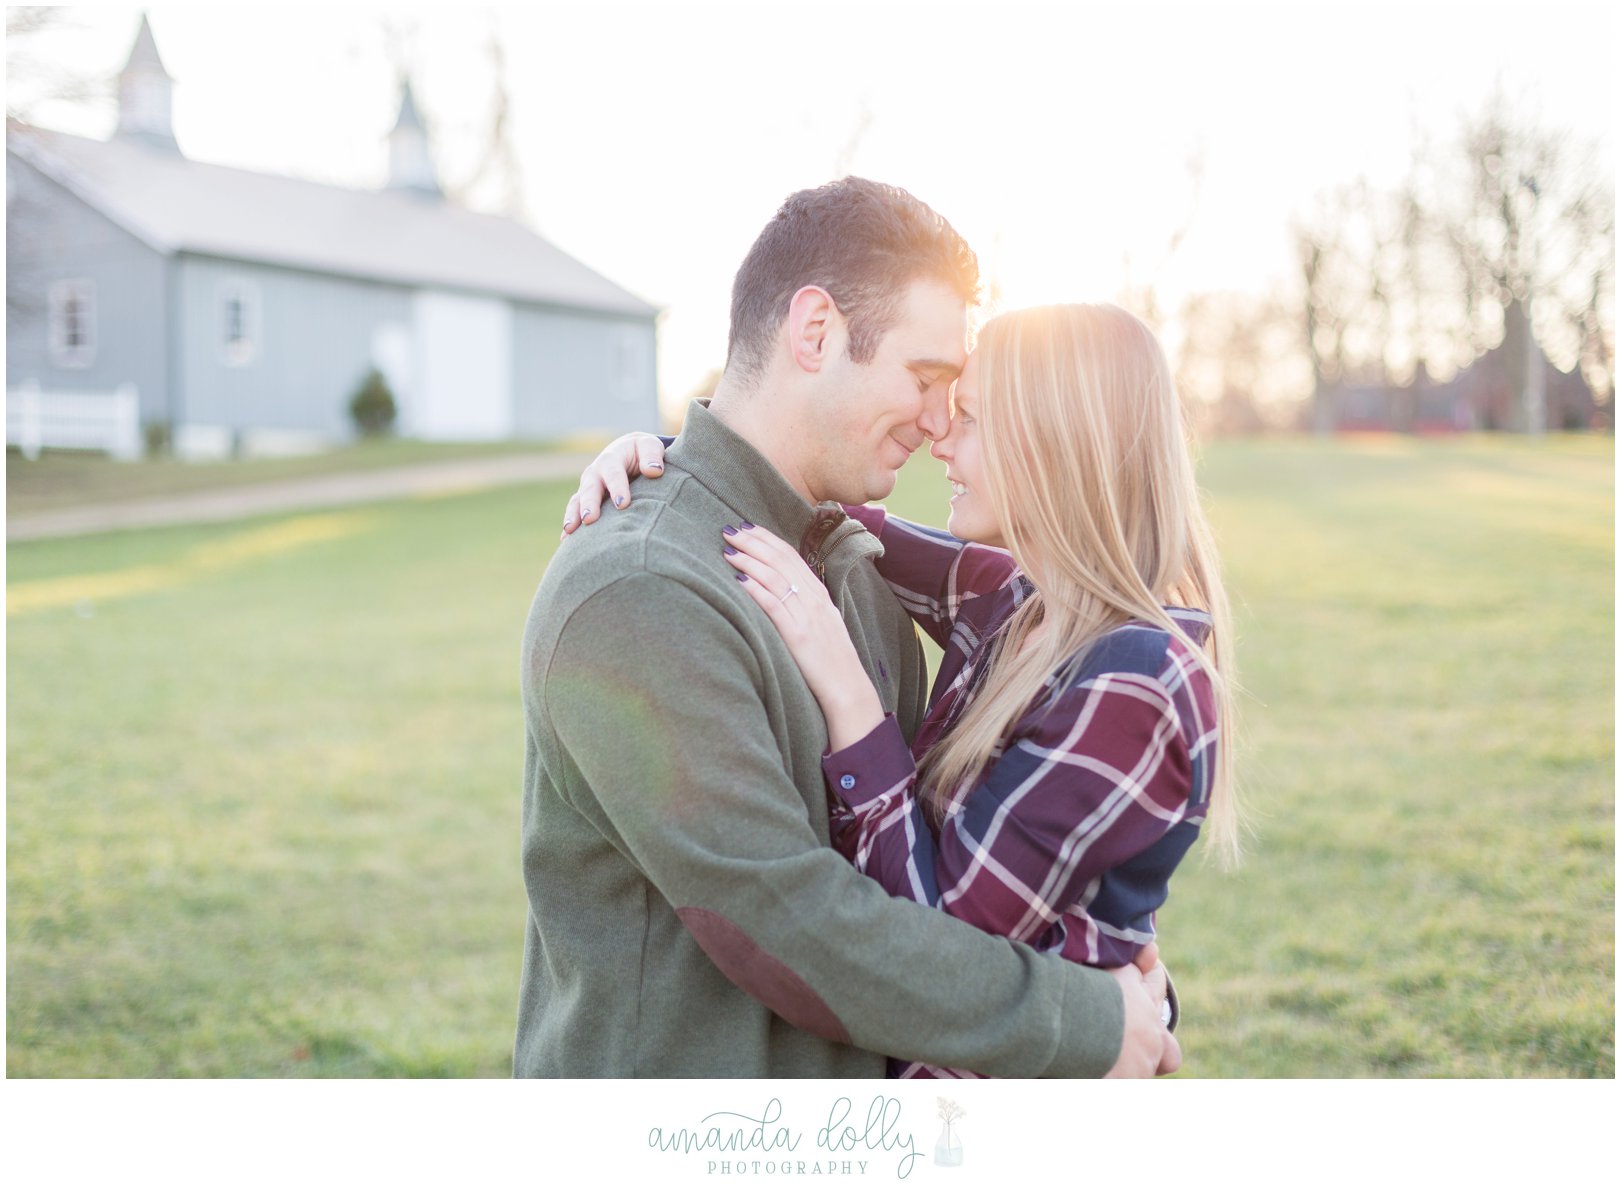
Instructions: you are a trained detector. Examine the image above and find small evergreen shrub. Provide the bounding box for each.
[349,368,397,438]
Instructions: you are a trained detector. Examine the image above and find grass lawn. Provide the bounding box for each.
[5,433,1613,1077]
[4,436,593,518]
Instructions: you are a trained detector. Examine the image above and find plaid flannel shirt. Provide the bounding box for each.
[828,505,1219,1079]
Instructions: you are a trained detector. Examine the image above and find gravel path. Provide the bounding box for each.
[6,451,593,542]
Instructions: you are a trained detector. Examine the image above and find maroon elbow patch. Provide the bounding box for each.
[677,907,851,1045]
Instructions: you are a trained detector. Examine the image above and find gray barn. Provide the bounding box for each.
[6,17,659,458]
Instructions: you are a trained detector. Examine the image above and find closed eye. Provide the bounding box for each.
[910,361,961,394]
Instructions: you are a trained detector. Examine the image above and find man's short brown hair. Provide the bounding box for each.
[726,177,981,378]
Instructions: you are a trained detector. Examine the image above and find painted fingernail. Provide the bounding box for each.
[614,495,625,507]
[646,462,663,471]
[722,524,738,536]
[736,572,749,582]
[723,544,739,555]
[741,521,756,530]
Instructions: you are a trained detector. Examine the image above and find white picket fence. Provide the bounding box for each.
[6,381,142,460]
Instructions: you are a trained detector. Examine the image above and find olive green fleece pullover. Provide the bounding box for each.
[513,401,1124,1077]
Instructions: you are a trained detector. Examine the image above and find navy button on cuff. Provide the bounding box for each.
[838,774,856,791]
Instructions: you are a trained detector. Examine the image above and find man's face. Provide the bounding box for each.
[806,278,968,505]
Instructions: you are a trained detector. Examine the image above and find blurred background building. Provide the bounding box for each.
[6,16,659,458]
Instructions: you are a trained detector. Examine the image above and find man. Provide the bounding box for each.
[515,177,1176,1077]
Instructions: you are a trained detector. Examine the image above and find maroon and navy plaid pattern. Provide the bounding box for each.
[829,505,1219,1080]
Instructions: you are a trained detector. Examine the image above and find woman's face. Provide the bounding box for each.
[929,350,1006,548]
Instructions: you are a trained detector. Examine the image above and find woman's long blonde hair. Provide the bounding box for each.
[916,304,1242,866]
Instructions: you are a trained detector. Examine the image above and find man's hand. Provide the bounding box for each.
[1104,951,1181,1077]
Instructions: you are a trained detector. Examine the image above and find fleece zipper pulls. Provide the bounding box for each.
[798,506,887,586]
[806,508,887,599]
[797,505,848,583]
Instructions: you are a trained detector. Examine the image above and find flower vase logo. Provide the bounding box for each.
[933,1098,964,1167]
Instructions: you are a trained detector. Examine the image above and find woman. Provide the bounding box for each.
[567,303,1238,1078]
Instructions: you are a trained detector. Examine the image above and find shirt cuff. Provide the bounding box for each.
[821,713,916,809]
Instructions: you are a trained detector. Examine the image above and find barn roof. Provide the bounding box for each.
[8,123,658,319]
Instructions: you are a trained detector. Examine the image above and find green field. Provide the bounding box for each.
[5,435,1613,1077]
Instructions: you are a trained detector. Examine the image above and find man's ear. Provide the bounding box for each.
[785,286,840,374]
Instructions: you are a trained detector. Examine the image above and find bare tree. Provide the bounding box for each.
[377,11,420,86]
[448,28,527,219]
[1176,289,1312,437]
[1441,86,1613,431]
[1291,88,1614,434]
[1292,221,1330,433]
[7,9,110,320]
[1290,179,1404,432]
[6,7,112,124]
[1117,148,1205,331]
[377,12,528,221]
[1542,154,1613,413]
[1574,195,1615,410]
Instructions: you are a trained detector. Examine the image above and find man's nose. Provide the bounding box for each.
[916,385,950,442]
